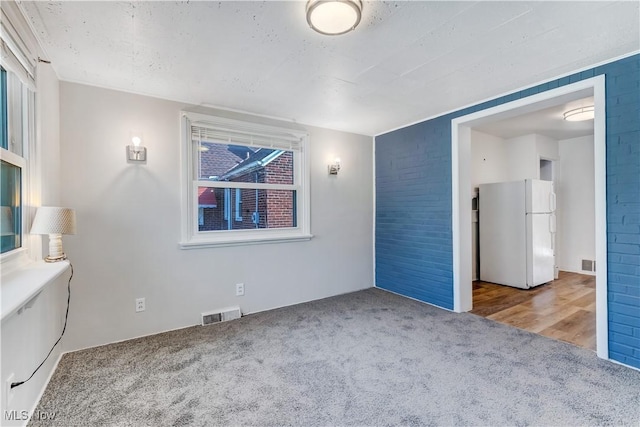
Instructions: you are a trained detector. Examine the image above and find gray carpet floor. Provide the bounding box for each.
[32,288,640,426]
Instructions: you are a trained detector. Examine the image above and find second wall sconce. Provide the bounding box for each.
[328,157,341,175]
[127,134,147,162]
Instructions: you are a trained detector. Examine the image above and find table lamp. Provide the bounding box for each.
[30,207,77,262]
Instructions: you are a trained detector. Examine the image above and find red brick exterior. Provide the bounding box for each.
[264,152,293,185]
[264,153,294,228]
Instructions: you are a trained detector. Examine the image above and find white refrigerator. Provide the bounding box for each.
[479,179,556,289]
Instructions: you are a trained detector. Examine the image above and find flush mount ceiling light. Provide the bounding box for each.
[306,0,363,35]
[563,106,595,121]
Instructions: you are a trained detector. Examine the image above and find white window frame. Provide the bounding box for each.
[0,2,37,268]
[0,75,34,266]
[180,111,312,248]
[234,188,242,222]
[0,147,26,261]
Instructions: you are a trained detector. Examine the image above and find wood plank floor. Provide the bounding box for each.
[470,271,596,350]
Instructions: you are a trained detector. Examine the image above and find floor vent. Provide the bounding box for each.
[201,307,241,326]
[581,259,595,272]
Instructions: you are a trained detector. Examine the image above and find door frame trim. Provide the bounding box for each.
[451,76,608,359]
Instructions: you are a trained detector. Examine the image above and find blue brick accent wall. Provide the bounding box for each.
[375,54,640,368]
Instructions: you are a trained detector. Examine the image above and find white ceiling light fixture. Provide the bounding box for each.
[306,0,363,36]
[563,106,595,121]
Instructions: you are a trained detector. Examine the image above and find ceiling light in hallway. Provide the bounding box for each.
[563,106,595,121]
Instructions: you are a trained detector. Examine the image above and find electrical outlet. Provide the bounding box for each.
[135,298,145,312]
[235,283,245,296]
[5,373,15,407]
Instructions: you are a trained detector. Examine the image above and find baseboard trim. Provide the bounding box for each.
[609,358,640,373]
[241,285,375,317]
[374,285,454,312]
[64,285,377,355]
[558,268,596,277]
[24,352,64,427]
[63,323,200,354]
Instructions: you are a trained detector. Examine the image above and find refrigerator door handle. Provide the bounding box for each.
[550,214,556,251]
[549,192,557,212]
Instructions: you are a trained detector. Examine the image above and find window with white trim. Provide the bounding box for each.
[1,146,25,255]
[0,34,35,258]
[180,112,311,248]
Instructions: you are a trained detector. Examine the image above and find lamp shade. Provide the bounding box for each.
[30,207,77,235]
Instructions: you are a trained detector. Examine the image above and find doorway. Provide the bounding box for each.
[539,158,554,181]
[451,76,608,360]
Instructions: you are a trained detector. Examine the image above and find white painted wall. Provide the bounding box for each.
[535,134,560,164]
[472,132,559,184]
[470,130,509,189]
[556,135,595,274]
[1,63,68,425]
[58,82,374,352]
[506,134,538,180]
[470,130,509,280]
[38,63,62,208]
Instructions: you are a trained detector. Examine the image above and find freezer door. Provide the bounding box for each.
[526,179,555,213]
[526,212,555,287]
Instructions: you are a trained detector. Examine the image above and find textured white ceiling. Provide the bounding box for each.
[21,1,639,136]
[474,96,595,140]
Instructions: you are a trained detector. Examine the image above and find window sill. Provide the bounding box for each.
[0,247,26,263]
[1,260,70,322]
[180,233,313,249]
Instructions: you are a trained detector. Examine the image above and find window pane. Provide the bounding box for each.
[6,72,24,157]
[0,68,7,150]
[195,140,293,184]
[198,187,296,231]
[1,159,21,253]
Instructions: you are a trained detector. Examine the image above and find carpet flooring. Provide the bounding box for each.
[31,288,640,426]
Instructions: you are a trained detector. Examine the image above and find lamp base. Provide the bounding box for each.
[44,253,67,263]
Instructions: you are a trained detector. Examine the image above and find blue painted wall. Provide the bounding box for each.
[375,54,640,368]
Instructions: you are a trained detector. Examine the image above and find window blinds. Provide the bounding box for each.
[0,6,37,90]
[191,121,303,151]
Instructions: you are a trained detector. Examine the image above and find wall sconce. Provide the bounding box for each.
[30,206,77,262]
[127,134,147,162]
[328,158,341,175]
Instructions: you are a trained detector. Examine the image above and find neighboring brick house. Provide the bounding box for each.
[198,142,294,231]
